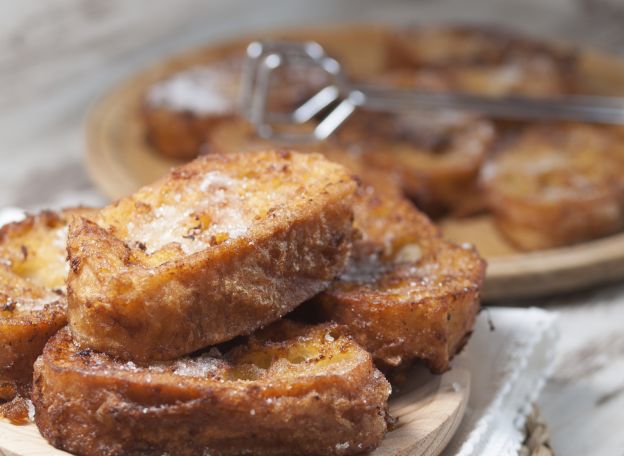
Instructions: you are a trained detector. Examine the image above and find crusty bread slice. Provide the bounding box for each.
[143,54,328,160]
[33,322,391,456]
[203,117,404,187]
[386,24,579,96]
[0,208,94,400]
[314,179,486,373]
[335,107,495,217]
[67,151,357,362]
[205,110,493,219]
[340,69,496,217]
[482,123,624,250]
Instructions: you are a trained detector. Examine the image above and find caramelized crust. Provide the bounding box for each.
[67,151,357,362]
[386,25,579,96]
[315,181,485,373]
[143,25,584,225]
[204,134,484,371]
[205,112,492,218]
[203,117,410,205]
[143,108,235,161]
[33,323,391,456]
[483,123,624,250]
[335,105,495,217]
[0,208,94,399]
[347,69,496,217]
[143,55,328,159]
[142,58,242,159]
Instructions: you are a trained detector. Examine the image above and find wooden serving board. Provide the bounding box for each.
[85,24,624,301]
[0,366,470,456]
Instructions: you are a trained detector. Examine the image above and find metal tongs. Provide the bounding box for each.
[240,40,624,143]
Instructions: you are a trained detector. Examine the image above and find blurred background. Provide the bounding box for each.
[2,0,624,209]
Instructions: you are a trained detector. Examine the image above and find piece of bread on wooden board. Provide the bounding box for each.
[386,24,579,96]
[0,208,95,400]
[482,123,624,250]
[143,54,327,160]
[314,179,486,374]
[33,322,391,456]
[67,150,357,362]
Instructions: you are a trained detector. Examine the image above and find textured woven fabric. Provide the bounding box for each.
[442,308,558,456]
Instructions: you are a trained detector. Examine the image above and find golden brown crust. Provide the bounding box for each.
[386,24,579,96]
[205,112,493,218]
[335,107,495,217]
[346,69,495,217]
[314,180,485,373]
[67,151,357,362]
[143,105,236,160]
[143,55,328,160]
[203,117,405,192]
[33,323,391,456]
[482,123,624,250]
[0,395,32,424]
[204,131,483,370]
[0,208,95,399]
[142,56,242,159]
[143,25,585,223]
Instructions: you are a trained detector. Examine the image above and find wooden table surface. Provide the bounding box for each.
[2,1,624,454]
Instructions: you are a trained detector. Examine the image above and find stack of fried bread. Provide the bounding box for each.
[0,150,484,455]
[0,209,95,403]
[143,24,624,251]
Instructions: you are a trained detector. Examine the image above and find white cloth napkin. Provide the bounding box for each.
[442,307,558,456]
[0,207,558,456]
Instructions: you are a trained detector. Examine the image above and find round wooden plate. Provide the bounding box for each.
[0,366,470,456]
[85,24,624,301]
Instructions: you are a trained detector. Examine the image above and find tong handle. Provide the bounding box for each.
[351,85,624,125]
[241,40,624,144]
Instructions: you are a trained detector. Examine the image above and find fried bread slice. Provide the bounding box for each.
[204,107,493,218]
[314,180,486,373]
[144,56,328,159]
[386,24,579,96]
[203,117,404,187]
[482,123,624,250]
[346,69,496,217]
[33,322,391,456]
[67,151,357,362]
[335,106,495,217]
[143,58,242,159]
[0,208,94,400]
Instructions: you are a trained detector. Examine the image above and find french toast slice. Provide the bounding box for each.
[349,69,496,217]
[200,116,405,210]
[203,117,405,191]
[314,180,486,373]
[33,322,391,456]
[204,107,494,218]
[144,55,328,159]
[386,24,579,96]
[482,123,624,250]
[335,106,495,217]
[0,208,94,400]
[143,58,242,159]
[67,151,357,362]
